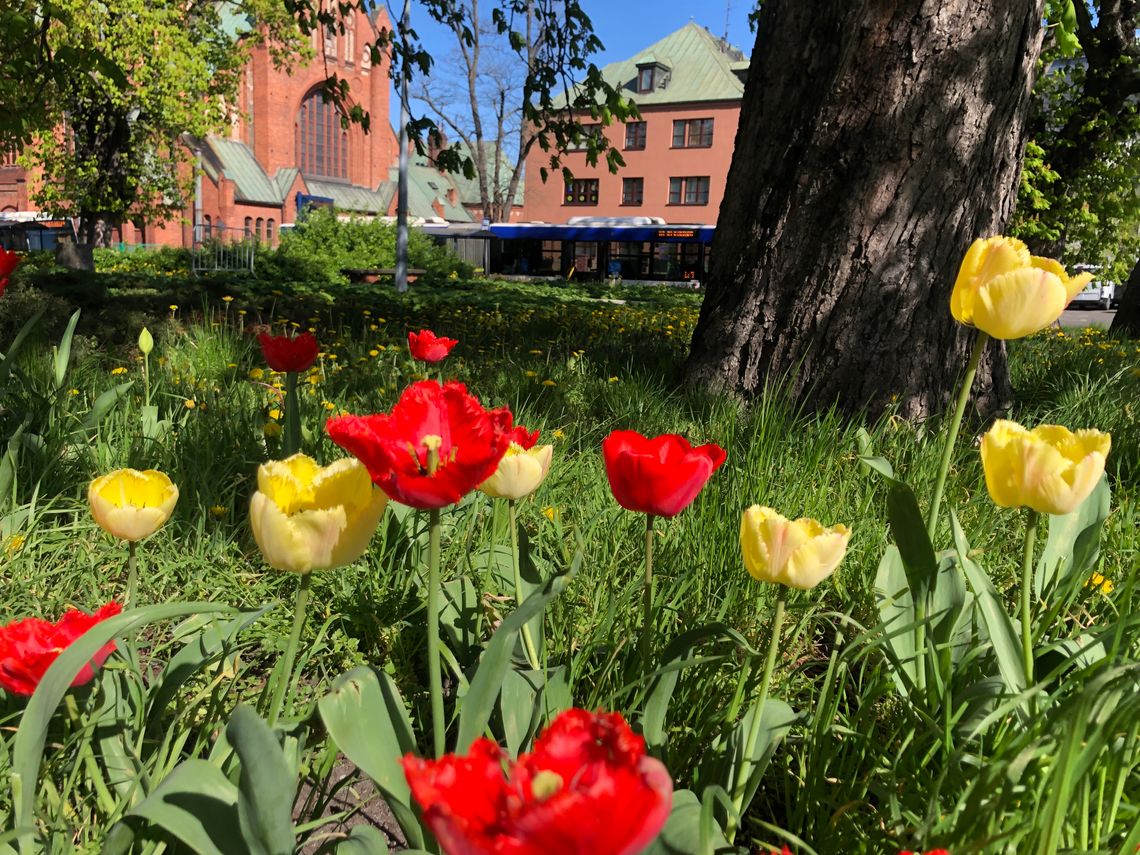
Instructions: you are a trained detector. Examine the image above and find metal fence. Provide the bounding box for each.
[191,225,255,276]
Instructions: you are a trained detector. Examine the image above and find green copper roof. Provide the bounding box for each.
[451,141,524,208]
[392,162,473,222]
[304,178,394,214]
[557,22,747,107]
[204,137,282,205]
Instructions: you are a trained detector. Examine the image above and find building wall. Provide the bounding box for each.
[521,101,740,225]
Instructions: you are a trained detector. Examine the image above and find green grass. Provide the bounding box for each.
[0,275,1137,853]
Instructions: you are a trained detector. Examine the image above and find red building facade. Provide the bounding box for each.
[1,6,401,247]
[521,23,748,227]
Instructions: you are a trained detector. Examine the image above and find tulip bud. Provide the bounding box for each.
[138,327,154,356]
[740,506,850,590]
[980,420,1110,515]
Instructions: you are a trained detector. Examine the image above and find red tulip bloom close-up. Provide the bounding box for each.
[0,247,21,296]
[408,329,459,363]
[258,331,319,373]
[602,430,726,518]
[0,602,122,696]
[327,380,513,509]
[403,708,673,855]
[505,424,540,449]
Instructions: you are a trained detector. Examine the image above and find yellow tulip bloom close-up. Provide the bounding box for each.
[740,506,850,590]
[250,453,388,573]
[88,469,179,542]
[478,443,554,501]
[950,236,1092,340]
[980,420,1110,516]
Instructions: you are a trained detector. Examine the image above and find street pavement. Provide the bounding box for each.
[1060,306,1116,329]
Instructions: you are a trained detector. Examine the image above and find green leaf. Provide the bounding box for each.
[317,666,425,849]
[860,452,938,601]
[873,546,918,693]
[11,602,233,850]
[227,705,297,855]
[125,760,243,855]
[951,512,1026,697]
[52,309,81,391]
[334,826,390,854]
[0,308,45,388]
[729,698,797,812]
[439,575,481,654]
[456,565,574,752]
[499,667,542,757]
[1035,474,1110,599]
[642,789,733,855]
[641,622,753,749]
[79,381,134,433]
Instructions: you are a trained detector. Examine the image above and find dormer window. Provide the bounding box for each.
[635,58,670,94]
[638,66,655,93]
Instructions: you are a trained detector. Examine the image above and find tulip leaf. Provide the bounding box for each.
[11,602,233,849]
[52,309,81,391]
[123,759,243,855]
[641,622,755,750]
[334,825,391,854]
[1035,474,1110,600]
[873,546,919,694]
[952,512,1027,697]
[731,698,797,813]
[79,381,134,433]
[317,666,426,849]
[499,667,543,757]
[456,565,574,753]
[642,789,733,855]
[439,575,481,658]
[859,453,938,601]
[0,307,44,389]
[227,705,297,855]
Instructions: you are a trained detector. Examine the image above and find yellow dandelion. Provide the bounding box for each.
[542,380,557,387]
[5,534,26,555]
[552,429,565,439]
[111,366,128,376]
[524,370,538,378]
[184,399,197,409]
[268,408,281,420]
[369,349,379,357]
[263,421,282,438]
[608,376,619,383]
[222,295,234,303]
[542,506,557,522]
[209,504,227,519]
[248,368,265,380]
[323,401,336,411]
[69,388,79,396]
[1085,572,1114,595]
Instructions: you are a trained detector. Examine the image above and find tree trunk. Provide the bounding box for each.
[685,0,1045,419]
[1109,255,1140,337]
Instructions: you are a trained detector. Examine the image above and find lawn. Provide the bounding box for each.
[0,262,1137,855]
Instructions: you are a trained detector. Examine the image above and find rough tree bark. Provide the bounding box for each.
[685,0,1046,419]
[1109,256,1140,337]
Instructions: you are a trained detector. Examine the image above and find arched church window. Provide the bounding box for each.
[296,88,349,180]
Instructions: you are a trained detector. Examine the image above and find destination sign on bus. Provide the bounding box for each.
[659,228,697,239]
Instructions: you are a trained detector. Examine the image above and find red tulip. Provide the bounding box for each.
[602,430,726,518]
[0,247,20,296]
[403,708,673,855]
[258,331,319,373]
[327,380,513,509]
[0,603,122,696]
[506,424,540,449]
[900,851,950,855]
[408,329,458,363]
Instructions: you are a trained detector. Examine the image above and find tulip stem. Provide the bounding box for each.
[927,331,988,539]
[269,572,311,727]
[427,507,446,757]
[284,371,301,456]
[509,500,541,670]
[126,541,138,608]
[728,593,786,842]
[640,514,655,674]
[142,352,151,409]
[1021,509,1039,689]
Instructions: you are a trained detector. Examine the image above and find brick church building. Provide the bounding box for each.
[0,5,479,247]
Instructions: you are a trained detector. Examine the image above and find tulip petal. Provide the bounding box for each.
[973,268,1067,339]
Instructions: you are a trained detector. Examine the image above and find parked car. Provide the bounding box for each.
[1069,265,1116,310]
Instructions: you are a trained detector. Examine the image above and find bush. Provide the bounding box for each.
[93,246,192,276]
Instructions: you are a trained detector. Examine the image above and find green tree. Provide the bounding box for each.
[14,0,301,246]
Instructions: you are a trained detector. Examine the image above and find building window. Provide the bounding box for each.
[672,118,714,148]
[638,66,655,93]
[267,218,275,243]
[668,176,710,206]
[296,88,350,179]
[539,240,562,273]
[564,178,599,205]
[324,26,337,60]
[202,214,212,236]
[345,18,355,65]
[622,178,644,206]
[567,123,602,152]
[256,217,264,240]
[624,121,646,150]
[361,45,372,70]
[244,216,253,236]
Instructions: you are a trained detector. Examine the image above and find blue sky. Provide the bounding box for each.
[389,0,756,129]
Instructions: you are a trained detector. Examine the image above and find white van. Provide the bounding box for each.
[1070,265,1116,310]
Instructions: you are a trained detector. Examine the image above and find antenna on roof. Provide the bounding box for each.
[723,0,730,42]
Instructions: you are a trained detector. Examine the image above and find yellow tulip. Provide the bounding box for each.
[250,453,388,573]
[478,443,554,501]
[740,506,850,590]
[980,420,1110,515]
[950,237,1093,339]
[89,469,179,541]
